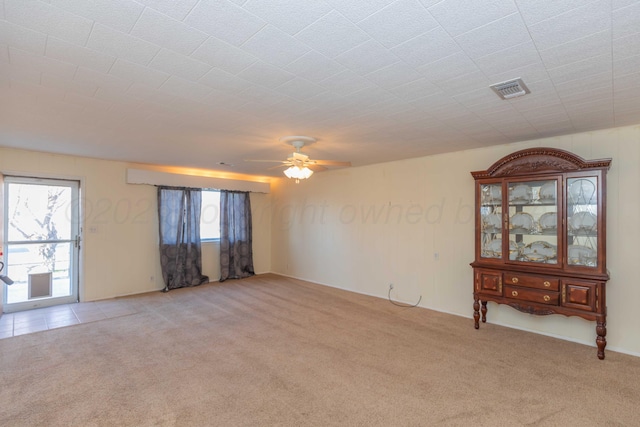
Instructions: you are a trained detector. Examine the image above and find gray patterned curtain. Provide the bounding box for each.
[158,187,208,292]
[219,191,254,282]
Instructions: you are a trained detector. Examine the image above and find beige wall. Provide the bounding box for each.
[2,125,639,356]
[0,148,272,301]
[270,125,640,357]
[0,174,4,315]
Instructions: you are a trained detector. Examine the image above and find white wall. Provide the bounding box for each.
[0,148,272,301]
[270,125,640,356]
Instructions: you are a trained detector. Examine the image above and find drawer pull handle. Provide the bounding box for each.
[511,277,519,284]
[511,290,518,297]
[543,281,551,287]
[543,295,551,302]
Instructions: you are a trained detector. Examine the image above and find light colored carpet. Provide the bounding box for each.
[1,273,638,426]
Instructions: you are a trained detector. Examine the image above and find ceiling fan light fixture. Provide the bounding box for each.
[245,135,349,179]
[284,165,313,183]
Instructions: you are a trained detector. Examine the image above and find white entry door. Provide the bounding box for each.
[2,176,80,312]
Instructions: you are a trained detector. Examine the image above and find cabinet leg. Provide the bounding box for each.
[596,320,607,360]
[481,301,487,323]
[473,297,480,329]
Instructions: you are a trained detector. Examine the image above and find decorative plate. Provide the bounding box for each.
[482,213,502,233]
[522,241,557,262]
[510,212,535,232]
[523,252,547,262]
[483,239,502,258]
[539,181,556,202]
[569,211,597,232]
[509,245,520,260]
[509,184,532,203]
[538,212,557,231]
[568,245,597,266]
[483,185,502,204]
[568,179,596,205]
[483,239,518,258]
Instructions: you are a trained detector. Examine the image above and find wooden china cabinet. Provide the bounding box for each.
[470,148,611,359]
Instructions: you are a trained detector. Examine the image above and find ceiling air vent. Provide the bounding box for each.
[490,78,530,100]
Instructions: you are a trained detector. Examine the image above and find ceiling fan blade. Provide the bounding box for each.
[312,160,352,167]
[244,159,287,163]
[306,164,328,172]
[268,163,291,170]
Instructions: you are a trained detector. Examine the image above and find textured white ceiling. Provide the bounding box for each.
[1,0,639,177]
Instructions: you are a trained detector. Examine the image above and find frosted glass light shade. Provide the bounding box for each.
[284,166,313,182]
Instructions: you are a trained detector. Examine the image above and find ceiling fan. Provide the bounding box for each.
[246,136,351,183]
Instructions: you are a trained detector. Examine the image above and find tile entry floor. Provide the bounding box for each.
[0,299,138,339]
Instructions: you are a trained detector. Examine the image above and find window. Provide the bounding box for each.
[200,190,220,241]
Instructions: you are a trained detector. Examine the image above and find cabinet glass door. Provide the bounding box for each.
[479,183,503,259]
[566,177,598,267]
[507,179,559,265]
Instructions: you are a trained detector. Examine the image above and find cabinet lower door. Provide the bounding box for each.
[561,280,598,312]
[475,270,502,296]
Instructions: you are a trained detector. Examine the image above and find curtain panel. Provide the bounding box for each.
[219,191,255,282]
[157,187,208,291]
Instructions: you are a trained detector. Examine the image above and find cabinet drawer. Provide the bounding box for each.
[504,285,559,305]
[503,273,559,291]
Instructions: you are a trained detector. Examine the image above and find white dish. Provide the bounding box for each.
[538,212,557,231]
[568,245,597,266]
[482,213,502,233]
[568,179,596,205]
[483,185,502,204]
[522,241,557,261]
[509,184,532,203]
[486,239,501,252]
[539,181,556,202]
[523,252,547,262]
[483,239,518,259]
[482,239,501,258]
[569,211,597,232]
[510,212,535,232]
